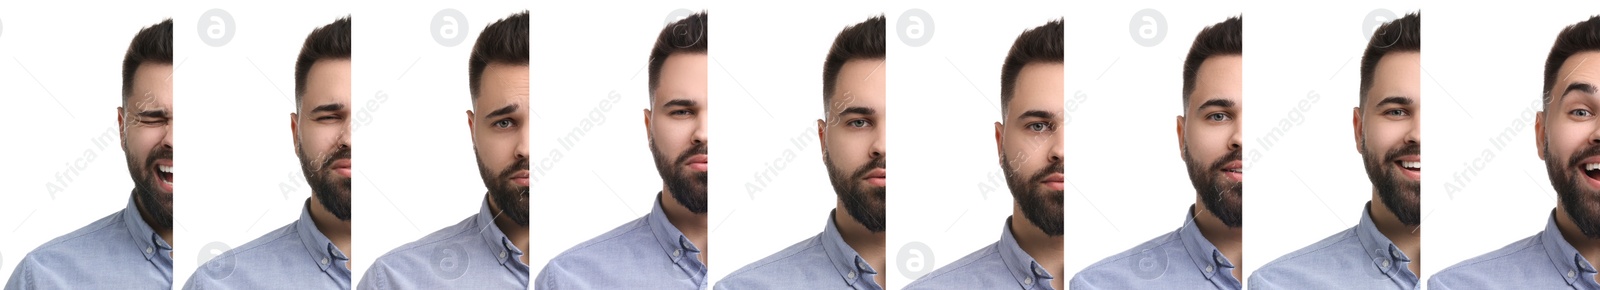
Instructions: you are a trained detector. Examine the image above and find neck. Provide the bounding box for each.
[488,193,530,264]
[1369,191,1420,274]
[1557,205,1600,274]
[1010,204,1063,290]
[660,190,707,266]
[1192,200,1242,281]
[308,196,351,267]
[132,192,173,252]
[834,201,886,287]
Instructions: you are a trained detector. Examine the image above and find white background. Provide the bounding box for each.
[0,2,170,282]
[1061,0,1241,277]
[1242,1,1418,282]
[706,0,885,286]
[527,1,710,277]
[879,1,1063,289]
[173,2,349,288]
[350,3,526,286]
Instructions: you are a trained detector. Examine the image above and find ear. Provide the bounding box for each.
[1537,111,1547,160]
[1175,115,1186,159]
[290,112,302,153]
[643,109,654,142]
[117,107,128,150]
[817,119,828,158]
[994,121,1004,166]
[466,110,476,142]
[1352,107,1364,155]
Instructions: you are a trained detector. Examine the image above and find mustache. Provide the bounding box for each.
[674,143,708,166]
[321,146,351,172]
[1569,143,1600,169]
[1031,158,1064,185]
[853,155,886,180]
[1383,143,1421,165]
[500,157,530,180]
[146,146,173,169]
[1210,149,1242,172]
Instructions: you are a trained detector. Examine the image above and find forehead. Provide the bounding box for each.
[1366,52,1420,104]
[1010,62,1063,114]
[1188,55,1242,109]
[655,53,708,105]
[129,63,173,105]
[302,59,351,107]
[476,63,529,106]
[1555,51,1600,98]
[829,59,886,111]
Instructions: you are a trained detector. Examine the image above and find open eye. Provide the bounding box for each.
[1573,109,1594,118]
[670,109,694,117]
[1206,112,1231,122]
[1384,109,1409,117]
[1026,122,1052,132]
[493,119,515,129]
[847,119,871,128]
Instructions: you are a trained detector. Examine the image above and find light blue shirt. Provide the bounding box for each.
[904,217,1055,290]
[184,199,350,290]
[1248,203,1417,289]
[359,196,528,289]
[1429,210,1600,289]
[536,193,706,289]
[5,195,173,290]
[713,210,882,290]
[1070,206,1241,289]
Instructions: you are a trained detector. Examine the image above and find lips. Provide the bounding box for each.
[1221,160,1242,182]
[512,170,530,186]
[1394,155,1420,181]
[1580,156,1600,190]
[864,168,886,187]
[684,154,708,172]
[330,158,351,178]
[1042,173,1064,191]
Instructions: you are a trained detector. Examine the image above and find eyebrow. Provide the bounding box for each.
[1016,110,1057,121]
[1562,82,1597,103]
[661,99,697,108]
[838,106,875,117]
[486,103,521,119]
[1194,99,1235,111]
[310,103,347,114]
[1375,96,1413,107]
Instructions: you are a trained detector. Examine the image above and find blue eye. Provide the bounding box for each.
[847,119,870,128]
[1027,122,1051,132]
[494,119,515,128]
[1207,113,1230,122]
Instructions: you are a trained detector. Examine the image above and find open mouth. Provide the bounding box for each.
[864,168,886,187]
[331,159,352,178]
[1584,162,1600,186]
[1221,160,1242,182]
[684,154,708,172]
[1042,173,1064,191]
[1395,156,1421,180]
[156,161,173,192]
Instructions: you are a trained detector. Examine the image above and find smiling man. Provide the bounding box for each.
[1429,15,1600,289]
[184,16,352,290]
[1071,16,1244,290]
[903,19,1065,290]
[4,18,174,290]
[358,11,529,290]
[535,11,709,289]
[1249,12,1421,290]
[713,15,886,290]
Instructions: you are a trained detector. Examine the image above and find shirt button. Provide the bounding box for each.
[1570,270,1578,278]
[847,271,857,279]
[672,249,682,257]
[858,261,869,269]
[1205,265,1214,273]
[1381,260,1391,268]
[145,247,153,254]
[1024,277,1034,285]
[499,251,507,259]
[321,257,329,265]
[1035,268,1045,275]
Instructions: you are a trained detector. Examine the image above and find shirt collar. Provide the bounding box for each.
[1542,210,1600,286]
[1177,206,1237,283]
[476,195,527,268]
[646,193,704,271]
[999,217,1054,289]
[122,194,171,263]
[1355,202,1417,284]
[821,210,880,287]
[296,199,349,273]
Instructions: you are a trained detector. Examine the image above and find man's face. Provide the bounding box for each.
[648,53,708,214]
[1541,51,1600,238]
[120,63,174,228]
[1359,52,1421,226]
[1180,55,1243,228]
[821,59,886,232]
[472,63,530,226]
[294,59,352,221]
[999,63,1065,237]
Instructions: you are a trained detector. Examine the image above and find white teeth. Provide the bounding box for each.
[159,165,172,173]
[1587,163,1600,171]
[1401,161,1421,169]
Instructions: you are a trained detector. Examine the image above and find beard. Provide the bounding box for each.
[1363,142,1420,226]
[298,145,351,221]
[1547,141,1600,238]
[651,141,707,214]
[827,153,885,233]
[1184,148,1242,228]
[128,145,172,230]
[1004,155,1064,237]
[478,151,530,226]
